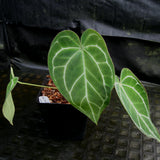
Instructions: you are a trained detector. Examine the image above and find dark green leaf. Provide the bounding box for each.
[115,68,160,142]
[48,29,115,124]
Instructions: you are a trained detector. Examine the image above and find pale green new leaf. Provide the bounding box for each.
[48,29,115,124]
[2,67,18,125]
[115,68,160,142]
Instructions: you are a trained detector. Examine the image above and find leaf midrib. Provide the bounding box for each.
[119,83,158,139]
[82,50,96,122]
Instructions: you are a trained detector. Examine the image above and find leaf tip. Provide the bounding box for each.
[2,108,14,126]
[93,118,99,125]
[10,121,14,126]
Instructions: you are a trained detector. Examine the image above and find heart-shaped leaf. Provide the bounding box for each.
[2,67,18,125]
[115,68,160,141]
[48,29,115,124]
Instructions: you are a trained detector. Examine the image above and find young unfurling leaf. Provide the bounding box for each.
[2,67,18,125]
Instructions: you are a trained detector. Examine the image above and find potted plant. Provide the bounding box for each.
[2,29,160,142]
[37,76,87,140]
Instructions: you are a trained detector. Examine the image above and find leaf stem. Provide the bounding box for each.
[17,81,57,89]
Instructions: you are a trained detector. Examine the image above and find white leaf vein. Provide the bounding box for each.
[87,79,105,104]
[120,84,157,139]
[63,50,80,93]
[82,50,96,122]
[122,83,149,116]
[82,33,100,46]
[53,36,80,46]
[69,73,84,94]
[84,45,113,76]
[84,49,107,96]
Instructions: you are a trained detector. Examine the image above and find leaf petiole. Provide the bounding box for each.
[17,81,57,89]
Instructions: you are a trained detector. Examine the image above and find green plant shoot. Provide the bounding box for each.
[2,29,160,142]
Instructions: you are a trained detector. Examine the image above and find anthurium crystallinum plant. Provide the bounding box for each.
[2,29,160,142]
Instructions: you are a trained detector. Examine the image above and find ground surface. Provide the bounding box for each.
[0,69,160,160]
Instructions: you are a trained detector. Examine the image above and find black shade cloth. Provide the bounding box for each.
[1,0,160,42]
[4,25,160,84]
[0,23,9,71]
[0,0,160,84]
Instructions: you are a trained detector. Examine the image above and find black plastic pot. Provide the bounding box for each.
[37,89,87,141]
